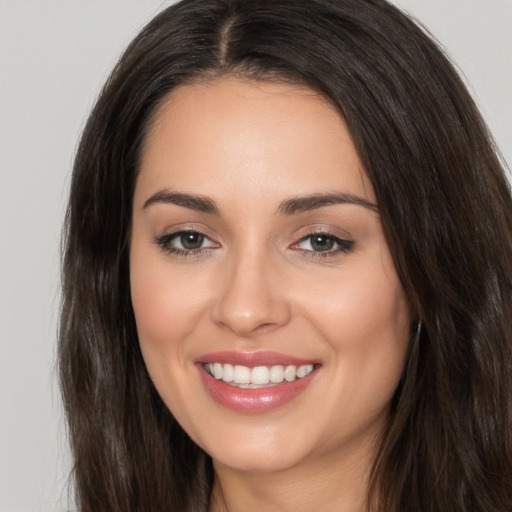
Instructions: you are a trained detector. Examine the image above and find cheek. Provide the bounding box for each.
[298,258,410,349]
[131,270,178,353]
[292,252,410,415]
[130,245,206,349]
[129,237,204,385]
[129,248,207,425]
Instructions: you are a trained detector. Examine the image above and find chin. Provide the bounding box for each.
[211,444,307,474]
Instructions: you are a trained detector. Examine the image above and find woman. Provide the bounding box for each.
[59,0,512,510]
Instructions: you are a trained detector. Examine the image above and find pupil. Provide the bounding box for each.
[311,235,334,251]
[181,232,204,250]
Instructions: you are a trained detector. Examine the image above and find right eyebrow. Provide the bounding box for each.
[276,192,378,215]
[142,190,220,215]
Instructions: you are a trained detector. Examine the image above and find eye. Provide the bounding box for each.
[174,231,208,250]
[293,232,354,256]
[154,230,218,256]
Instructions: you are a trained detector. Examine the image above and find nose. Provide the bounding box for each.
[211,248,291,337]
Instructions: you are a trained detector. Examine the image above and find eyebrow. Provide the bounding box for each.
[143,190,220,214]
[142,190,378,215]
[276,193,378,215]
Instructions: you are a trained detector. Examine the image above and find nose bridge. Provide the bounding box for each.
[212,236,290,336]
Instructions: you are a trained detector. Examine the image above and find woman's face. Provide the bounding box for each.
[130,77,411,475]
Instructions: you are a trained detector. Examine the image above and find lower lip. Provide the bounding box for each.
[198,365,317,413]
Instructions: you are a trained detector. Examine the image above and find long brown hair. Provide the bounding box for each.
[59,0,512,510]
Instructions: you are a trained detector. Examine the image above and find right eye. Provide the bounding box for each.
[154,230,218,256]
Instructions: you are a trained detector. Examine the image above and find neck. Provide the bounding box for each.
[208,436,375,512]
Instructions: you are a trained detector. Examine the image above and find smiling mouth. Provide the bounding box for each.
[203,363,316,388]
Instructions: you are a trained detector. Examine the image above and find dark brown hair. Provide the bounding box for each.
[59,0,512,510]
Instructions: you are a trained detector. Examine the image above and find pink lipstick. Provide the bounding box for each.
[196,351,319,413]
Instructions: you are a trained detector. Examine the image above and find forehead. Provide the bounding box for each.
[136,76,374,206]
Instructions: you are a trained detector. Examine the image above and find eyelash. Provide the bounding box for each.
[153,230,216,257]
[293,231,354,258]
[153,230,354,258]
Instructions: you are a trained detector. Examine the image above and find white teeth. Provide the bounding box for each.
[213,362,223,380]
[297,364,314,378]
[269,365,285,383]
[233,365,251,384]
[205,362,315,385]
[284,365,296,382]
[251,366,270,385]
[222,363,234,382]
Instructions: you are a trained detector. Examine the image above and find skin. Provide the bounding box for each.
[130,77,411,512]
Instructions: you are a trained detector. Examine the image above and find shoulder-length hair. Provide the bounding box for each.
[59,0,512,510]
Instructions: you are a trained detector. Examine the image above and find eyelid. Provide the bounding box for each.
[152,224,353,259]
[153,227,220,257]
[170,230,218,249]
[289,227,354,257]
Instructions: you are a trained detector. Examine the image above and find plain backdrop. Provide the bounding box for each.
[0,1,510,511]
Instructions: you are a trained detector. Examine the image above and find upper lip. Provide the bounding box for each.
[195,350,319,367]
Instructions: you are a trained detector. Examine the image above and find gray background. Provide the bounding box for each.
[1,1,510,511]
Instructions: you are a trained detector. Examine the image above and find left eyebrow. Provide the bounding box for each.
[142,190,220,214]
[276,193,378,215]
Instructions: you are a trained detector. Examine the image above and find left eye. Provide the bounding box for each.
[294,233,353,253]
[155,230,217,254]
[173,231,210,250]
